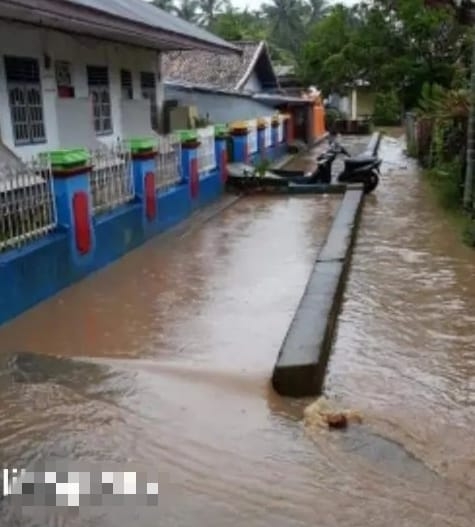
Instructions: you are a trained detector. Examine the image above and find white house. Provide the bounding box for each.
[0,0,238,252]
[0,0,237,162]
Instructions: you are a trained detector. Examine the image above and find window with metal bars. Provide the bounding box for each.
[140,71,158,131]
[87,65,112,135]
[121,69,133,100]
[4,56,46,146]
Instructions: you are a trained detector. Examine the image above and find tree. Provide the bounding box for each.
[198,0,228,26]
[298,5,361,92]
[261,0,308,56]
[174,0,201,23]
[151,0,176,11]
[298,0,471,104]
[209,7,269,41]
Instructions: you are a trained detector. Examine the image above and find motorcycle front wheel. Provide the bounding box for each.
[363,172,379,194]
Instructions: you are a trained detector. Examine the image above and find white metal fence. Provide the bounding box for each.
[278,118,284,143]
[89,141,134,215]
[264,116,272,147]
[197,126,216,174]
[247,119,258,154]
[0,156,57,253]
[156,133,182,192]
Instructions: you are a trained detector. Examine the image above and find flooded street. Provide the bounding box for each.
[0,135,474,526]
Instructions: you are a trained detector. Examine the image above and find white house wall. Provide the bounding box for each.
[0,20,161,160]
[242,71,262,92]
[165,86,276,125]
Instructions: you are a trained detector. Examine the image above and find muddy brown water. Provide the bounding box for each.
[0,135,474,526]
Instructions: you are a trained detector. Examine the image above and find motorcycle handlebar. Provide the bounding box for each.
[327,142,350,156]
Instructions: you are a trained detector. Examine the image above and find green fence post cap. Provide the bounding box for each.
[40,148,90,170]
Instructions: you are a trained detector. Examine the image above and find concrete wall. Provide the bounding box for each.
[0,20,161,160]
[355,89,375,118]
[164,85,277,124]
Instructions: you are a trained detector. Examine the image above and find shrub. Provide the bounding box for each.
[324,108,341,133]
[373,90,401,126]
[462,217,475,247]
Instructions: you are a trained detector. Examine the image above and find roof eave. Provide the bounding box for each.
[0,0,240,54]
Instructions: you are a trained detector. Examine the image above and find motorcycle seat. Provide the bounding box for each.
[345,154,378,168]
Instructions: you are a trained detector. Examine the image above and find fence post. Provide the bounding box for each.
[257,120,266,161]
[230,122,249,163]
[52,157,95,266]
[271,118,279,159]
[215,132,228,185]
[129,138,159,228]
[285,114,294,144]
[181,133,200,203]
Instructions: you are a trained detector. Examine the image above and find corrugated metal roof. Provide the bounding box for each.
[64,0,237,52]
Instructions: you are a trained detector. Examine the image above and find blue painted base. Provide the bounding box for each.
[0,180,219,327]
[198,171,222,208]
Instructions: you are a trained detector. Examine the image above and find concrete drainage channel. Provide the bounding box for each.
[272,184,365,397]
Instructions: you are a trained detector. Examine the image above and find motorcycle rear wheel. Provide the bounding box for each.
[363,172,379,194]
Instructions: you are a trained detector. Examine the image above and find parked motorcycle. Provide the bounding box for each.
[329,140,381,194]
[273,140,381,194]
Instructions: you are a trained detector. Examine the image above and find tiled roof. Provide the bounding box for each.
[162,41,276,90]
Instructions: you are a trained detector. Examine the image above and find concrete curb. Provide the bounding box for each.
[270,133,330,171]
[145,195,242,246]
[271,184,365,397]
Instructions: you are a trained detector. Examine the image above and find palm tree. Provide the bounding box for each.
[198,0,228,27]
[261,0,307,56]
[305,0,328,26]
[174,0,201,23]
[151,0,176,12]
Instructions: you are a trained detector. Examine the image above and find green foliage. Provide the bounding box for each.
[298,5,359,92]
[209,8,268,41]
[298,0,471,106]
[462,217,475,247]
[373,91,401,126]
[152,0,329,65]
[254,158,272,177]
[324,107,341,132]
[193,114,212,127]
[426,159,463,211]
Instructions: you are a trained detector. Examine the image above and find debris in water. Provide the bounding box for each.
[303,397,362,430]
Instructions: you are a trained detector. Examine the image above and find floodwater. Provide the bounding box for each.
[0,135,474,526]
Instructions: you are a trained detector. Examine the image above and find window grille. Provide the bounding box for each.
[197,126,216,174]
[121,69,133,100]
[141,72,158,131]
[87,65,112,135]
[4,56,46,145]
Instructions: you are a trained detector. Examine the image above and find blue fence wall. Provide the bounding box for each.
[0,128,289,327]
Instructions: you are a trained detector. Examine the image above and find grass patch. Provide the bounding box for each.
[423,162,475,247]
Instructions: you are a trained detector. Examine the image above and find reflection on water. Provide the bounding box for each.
[0,138,474,526]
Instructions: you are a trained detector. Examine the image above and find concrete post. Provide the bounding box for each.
[52,164,95,267]
[131,148,159,229]
[230,125,249,164]
[181,138,200,203]
[215,135,228,184]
